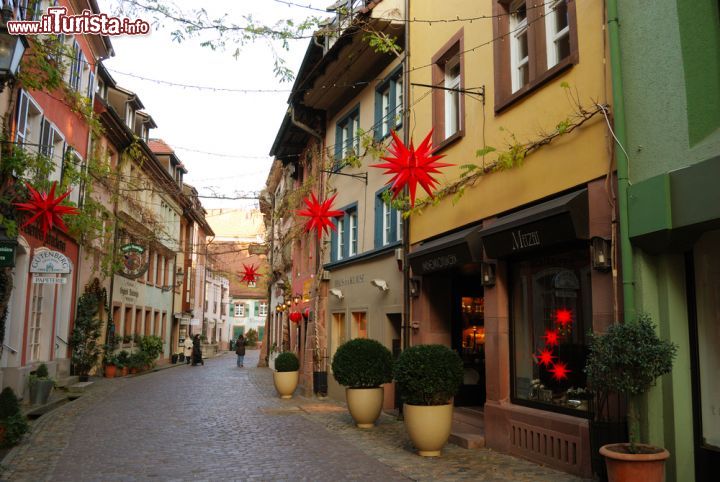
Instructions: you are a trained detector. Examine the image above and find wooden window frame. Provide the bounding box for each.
[493,0,579,113]
[431,28,465,151]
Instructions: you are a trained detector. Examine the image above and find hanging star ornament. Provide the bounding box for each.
[14,182,79,238]
[549,361,571,381]
[535,348,556,367]
[554,308,573,328]
[372,130,454,207]
[240,264,261,285]
[543,329,560,347]
[296,192,344,239]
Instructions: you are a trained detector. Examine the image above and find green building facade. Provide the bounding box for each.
[615,1,720,481]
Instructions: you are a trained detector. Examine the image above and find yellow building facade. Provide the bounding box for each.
[407,1,615,478]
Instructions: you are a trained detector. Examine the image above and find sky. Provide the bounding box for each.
[98,0,329,210]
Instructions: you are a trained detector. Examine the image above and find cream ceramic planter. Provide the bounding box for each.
[273,370,299,399]
[403,403,454,457]
[346,387,384,428]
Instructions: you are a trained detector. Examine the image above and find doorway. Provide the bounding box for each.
[451,273,486,407]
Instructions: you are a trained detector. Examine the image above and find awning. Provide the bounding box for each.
[478,189,589,259]
[408,225,483,275]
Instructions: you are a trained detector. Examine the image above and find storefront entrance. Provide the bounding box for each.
[451,273,485,407]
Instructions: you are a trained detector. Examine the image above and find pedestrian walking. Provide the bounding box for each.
[235,334,246,367]
[183,336,193,364]
[192,334,204,366]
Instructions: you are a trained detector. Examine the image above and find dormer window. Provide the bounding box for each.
[125,104,135,131]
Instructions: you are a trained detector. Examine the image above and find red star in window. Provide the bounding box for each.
[296,192,344,239]
[371,130,453,207]
[549,361,571,381]
[240,264,260,285]
[14,182,79,238]
[535,348,556,367]
[543,329,560,346]
[555,308,573,328]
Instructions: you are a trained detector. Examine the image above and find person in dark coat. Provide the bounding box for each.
[235,335,246,367]
[192,334,204,366]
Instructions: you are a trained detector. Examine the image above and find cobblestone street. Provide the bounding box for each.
[2,351,588,481]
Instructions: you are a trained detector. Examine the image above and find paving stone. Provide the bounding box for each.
[0,350,591,481]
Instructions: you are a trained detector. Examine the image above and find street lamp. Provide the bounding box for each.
[0,9,28,93]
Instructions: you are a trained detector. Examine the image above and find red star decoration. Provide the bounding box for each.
[240,264,260,285]
[549,361,571,381]
[14,182,79,238]
[543,329,560,346]
[535,348,556,367]
[555,308,573,328]
[289,311,302,323]
[371,130,453,207]
[296,192,344,239]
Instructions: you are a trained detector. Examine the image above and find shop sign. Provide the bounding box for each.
[482,216,577,259]
[410,248,472,276]
[0,242,16,268]
[32,276,67,284]
[119,242,149,279]
[190,318,201,326]
[333,274,365,288]
[248,243,267,255]
[30,249,72,274]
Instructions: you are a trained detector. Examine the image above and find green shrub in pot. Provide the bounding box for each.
[275,352,300,372]
[332,339,393,388]
[394,344,463,405]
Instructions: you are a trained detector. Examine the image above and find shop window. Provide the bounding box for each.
[351,312,367,339]
[330,312,346,367]
[461,297,485,355]
[693,230,720,450]
[124,306,132,337]
[511,247,592,413]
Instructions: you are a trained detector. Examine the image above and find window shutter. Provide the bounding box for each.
[374,90,382,140]
[374,193,383,249]
[334,124,342,167]
[331,223,338,262]
[254,303,259,316]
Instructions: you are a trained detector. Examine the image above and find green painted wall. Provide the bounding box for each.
[617,2,720,481]
[618,0,720,184]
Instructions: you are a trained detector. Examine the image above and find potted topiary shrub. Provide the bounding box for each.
[0,387,29,448]
[585,313,677,482]
[28,363,54,405]
[331,338,393,428]
[273,351,300,399]
[117,350,130,376]
[394,344,463,457]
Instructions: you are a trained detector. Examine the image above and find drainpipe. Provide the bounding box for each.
[289,106,322,140]
[401,0,411,350]
[607,0,635,323]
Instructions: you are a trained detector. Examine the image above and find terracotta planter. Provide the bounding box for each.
[130,367,138,374]
[403,403,454,457]
[121,367,129,377]
[272,370,299,399]
[600,443,670,482]
[104,365,117,378]
[346,387,384,428]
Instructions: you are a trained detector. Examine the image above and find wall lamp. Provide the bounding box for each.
[292,293,301,305]
[371,279,389,291]
[591,237,612,271]
[481,262,496,287]
[329,289,344,299]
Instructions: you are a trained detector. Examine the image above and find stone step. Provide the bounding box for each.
[55,376,79,388]
[23,395,69,419]
[453,408,485,430]
[67,381,94,394]
[449,431,486,449]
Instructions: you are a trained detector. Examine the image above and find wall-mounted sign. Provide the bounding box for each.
[190,318,201,326]
[248,243,267,255]
[32,276,67,284]
[0,242,17,268]
[119,242,149,279]
[30,249,72,274]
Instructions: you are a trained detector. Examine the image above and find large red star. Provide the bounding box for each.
[555,308,573,328]
[14,182,79,237]
[535,348,556,367]
[543,329,560,347]
[549,361,571,381]
[240,264,260,285]
[296,192,344,239]
[371,130,453,207]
